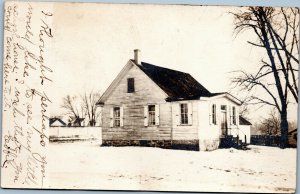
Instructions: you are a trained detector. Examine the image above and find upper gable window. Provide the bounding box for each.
[127,78,135,93]
[221,105,226,111]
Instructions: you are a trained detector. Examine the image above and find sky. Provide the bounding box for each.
[48,3,297,123]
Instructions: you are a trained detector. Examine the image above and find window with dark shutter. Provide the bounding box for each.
[127,78,135,93]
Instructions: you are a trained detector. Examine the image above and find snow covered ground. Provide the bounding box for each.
[48,141,296,193]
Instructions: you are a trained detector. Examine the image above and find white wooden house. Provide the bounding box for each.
[96,50,251,151]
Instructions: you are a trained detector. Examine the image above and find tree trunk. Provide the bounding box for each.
[280,107,289,148]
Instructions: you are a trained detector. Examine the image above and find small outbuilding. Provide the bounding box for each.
[288,129,297,148]
[238,116,252,144]
[49,118,66,127]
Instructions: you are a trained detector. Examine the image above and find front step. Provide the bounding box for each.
[219,135,248,150]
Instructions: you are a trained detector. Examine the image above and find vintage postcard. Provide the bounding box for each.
[1,1,298,193]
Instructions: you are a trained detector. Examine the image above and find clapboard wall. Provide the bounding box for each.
[101,64,198,142]
[101,64,172,141]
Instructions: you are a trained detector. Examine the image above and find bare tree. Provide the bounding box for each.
[231,7,299,148]
[61,95,85,127]
[81,91,101,126]
[239,103,250,119]
[259,110,281,136]
[252,109,296,137]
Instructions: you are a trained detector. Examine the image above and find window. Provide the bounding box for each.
[180,104,188,124]
[113,107,120,127]
[221,105,226,111]
[232,106,236,125]
[144,104,159,126]
[127,78,135,93]
[212,104,217,125]
[148,105,155,126]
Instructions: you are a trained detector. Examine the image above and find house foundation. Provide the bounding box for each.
[102,140,199,151]
[199,138,220,151]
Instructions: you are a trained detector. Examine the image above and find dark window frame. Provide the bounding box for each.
[113,107,120,127]
[212,104,217,125]
[180,103,188,125]
[148,105,156,126]
[232,106,236,125]
[127,78,135,93]
[221,105,226,111]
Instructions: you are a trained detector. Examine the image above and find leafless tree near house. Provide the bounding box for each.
[259,109,281,136]
[231,7,299,148]
[81,91,101,126]
[239,104,250,119]
[61,95,85,126]
[252,109,297,136]
[61,91,101,127]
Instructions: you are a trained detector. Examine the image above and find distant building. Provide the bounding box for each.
[69,117,86,127]
[239,116,252,144]
[288,129,297,148]
[49,118,66,127]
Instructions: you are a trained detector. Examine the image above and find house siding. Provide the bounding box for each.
[171,101,199,140]
[198,100,220,151]
[101,64,173,142]
[198,97,241,151]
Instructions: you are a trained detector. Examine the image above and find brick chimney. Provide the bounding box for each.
[134,49,141,64]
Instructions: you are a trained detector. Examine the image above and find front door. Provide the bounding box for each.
[220,105,228,136]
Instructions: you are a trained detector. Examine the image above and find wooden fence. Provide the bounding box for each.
[250,135,281,147]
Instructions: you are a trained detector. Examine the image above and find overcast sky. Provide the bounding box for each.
[49,3,297,123]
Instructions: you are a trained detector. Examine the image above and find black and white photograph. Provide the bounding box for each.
[1,1,298,193]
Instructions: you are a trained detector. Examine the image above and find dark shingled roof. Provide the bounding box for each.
[137,61,212,101]
[239,116,252,125]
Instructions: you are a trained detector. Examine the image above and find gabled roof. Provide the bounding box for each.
[49,118,66,126]
[239,116,252,125]
[206,92,242,105]
[96,59,242,105]
[96,60,212,105]
[70,117,85,123]
[137,61,211,101]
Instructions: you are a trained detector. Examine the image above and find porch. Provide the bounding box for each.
[219,135,248,150]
